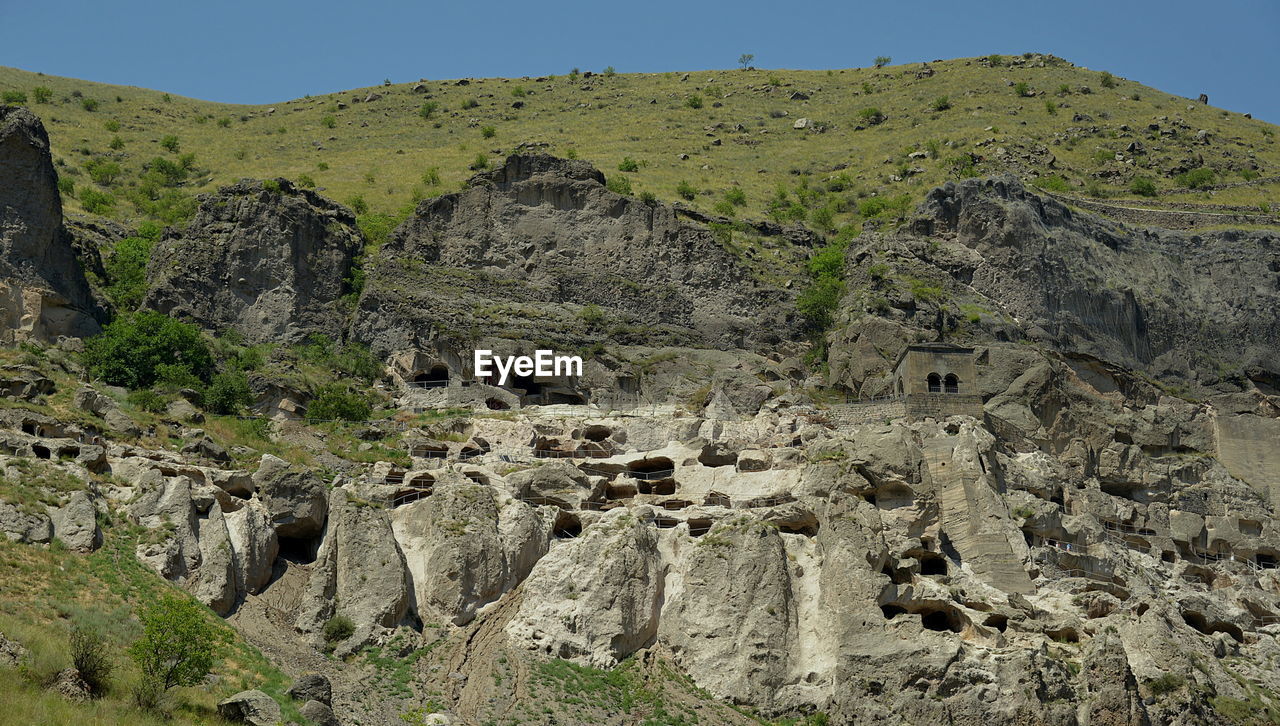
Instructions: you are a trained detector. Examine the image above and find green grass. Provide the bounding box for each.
[0,523,304,725]
[1,54,1275,234]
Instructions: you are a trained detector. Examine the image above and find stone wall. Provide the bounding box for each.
[904,393,983,421]
[827,400,908,428]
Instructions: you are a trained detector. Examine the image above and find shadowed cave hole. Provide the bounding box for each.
[33,445,50,460]
[553,512,581,539]
[277,535,320,565]
[1182,611,1243,643]
[983,614,1009,632]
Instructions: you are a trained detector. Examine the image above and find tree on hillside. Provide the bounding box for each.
[874,55,892,68]
[738,53,755,69]
[129,593,228,708]
[84,311,214,389]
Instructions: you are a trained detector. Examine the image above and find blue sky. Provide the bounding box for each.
[3,0,1277,122]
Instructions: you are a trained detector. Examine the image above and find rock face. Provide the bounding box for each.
[0,107,100,342]
[296,488,411,645]
[352,154,800,354]
[50,490,101,552]
[829,175,1280,394]
[143,178,362,344]
[505,510,662,667]
[253,454,328,538]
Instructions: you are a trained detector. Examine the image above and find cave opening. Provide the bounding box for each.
[32,445,50,460]
[920,608,963,633]
[687,519,712,537]
[277,535,320,564]
[919,555,948,576]
[880,604,907,620]
[485,398,510,410]
[697,444,738,468]
[413,366,449,386]
[983,614,1009,633]
[553,512,582,539]
[583,425,612,442]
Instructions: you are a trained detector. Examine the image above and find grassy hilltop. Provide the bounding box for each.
[1,53,1277,236]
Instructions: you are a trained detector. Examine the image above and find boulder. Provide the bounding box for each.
[50,490,101,552]
[192,505,237,615]
[166,398,204,423]
[225,499,279,595]
[253,454,327,538]
[0,630,28,667]
[300,699,340,726]
[217,689,282,726]
[286,672,332,705]
[182,436,231,464]
[51,667,90,701]
[0,501,52,544]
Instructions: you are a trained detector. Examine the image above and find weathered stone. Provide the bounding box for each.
[253,454,327,538]
[217,689,281,726]
[286,672,332,705]
[50,490,101,552]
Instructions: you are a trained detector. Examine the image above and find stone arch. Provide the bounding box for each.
[944,373,959,394]
[927,372,942,393]
[414,365,449,386]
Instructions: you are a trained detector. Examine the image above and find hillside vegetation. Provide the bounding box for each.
[2,53,1277,237]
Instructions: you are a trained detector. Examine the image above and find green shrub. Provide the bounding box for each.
[108,135,124,150]
[639,190,658,206]
[857,107,884,124]
[1014,82,1031,97]
[126,389,167,414]
[323,615,355,643]
[1129,177,1157,197]
[931,96,951,112]
[31,86,52,103]
[1084,179,1108,198]
[84,311,213,389]
[348,194,369,214]
[297,174,316,188]
[1100,71,1117,88]
[103,232,157,309]
[617,157,639,172]
[603,66,616,77]
[1147,673,1184,696]
[104,119,121,132]
[460,98,479,110]
[2,90,28,104]
[798,277,843,332]
[307,385,371,422]
[422,167,441,186]
[723,187,746,206]
[217,117,231,127]
[684,95,703,109]
[712,199,735,217]
[469,153,489,171]
[205,371,252,415]
[321,115,337,128]
[1044,100,1057,115]
[80,98,99,111]
[1175,167,1215,189]
[675,180,697,201]
[480,125,496,138]
[606,176,632,195]
[79,188,115,214]
[1033,175,1069,192]
[873,55,891,68]
[861,81,874,95]
[56,176,74,196]
[578,304,605,325]
[511,86,526,97]
[160,135,180,152]
[70,626,113,697]
[987,54,1004,66]
[418,101,439,119]
[85,159,122,185]
[129,593,227,709]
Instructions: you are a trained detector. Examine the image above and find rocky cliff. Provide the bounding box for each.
[829,175,1280,397]
[0,107,101,342]
[143,178,363,344]
[350,155,804,355]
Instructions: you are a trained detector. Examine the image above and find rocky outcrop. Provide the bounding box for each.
[830,175,1280,395]
[50,490,101,552]
[505,509,662,667]
[0,107,100,342]
[142,178,362,344]
[351,154,801,354]
[253,454,327,538]
[391,482,553,626]
[296,488,411,645]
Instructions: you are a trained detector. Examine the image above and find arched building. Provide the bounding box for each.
[892,343,983,420]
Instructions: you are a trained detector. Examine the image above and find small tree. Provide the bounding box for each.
[84,311,214,389]
[70,626,113,697]
[873,55,892,68]
[32,86,52,103]
[738,53,754,69]
[129,593,227,708]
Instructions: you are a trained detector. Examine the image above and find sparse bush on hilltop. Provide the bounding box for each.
[873,55,892,68]
[81,97,98,111]
[685,94,703,109]
[31,86,52,103]
[418,101,439,119]
[987,54,1004,66]
[1100,71,1117,88]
